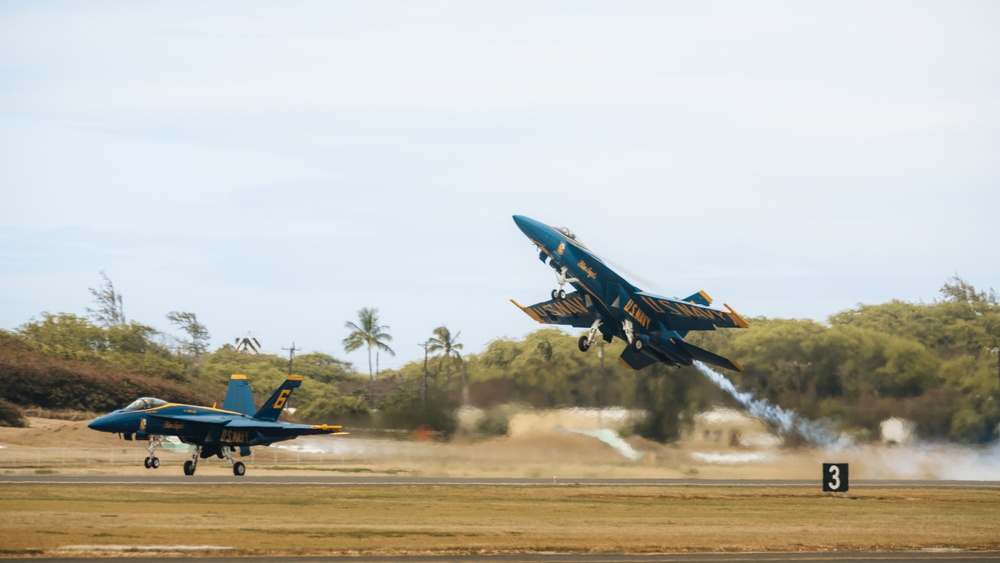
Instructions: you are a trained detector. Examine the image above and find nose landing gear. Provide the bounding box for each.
[143,436,165,470]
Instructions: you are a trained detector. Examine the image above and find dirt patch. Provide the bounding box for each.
[0,417,113,448]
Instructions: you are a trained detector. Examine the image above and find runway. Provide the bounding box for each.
[18,550,1000,562]
[2,474,1000,488]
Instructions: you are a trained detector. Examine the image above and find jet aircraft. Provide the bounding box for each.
[511,215,749,371]
[88,374,346,476]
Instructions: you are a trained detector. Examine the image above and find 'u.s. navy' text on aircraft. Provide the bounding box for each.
[510,215,749,371]
[88,374,346,476]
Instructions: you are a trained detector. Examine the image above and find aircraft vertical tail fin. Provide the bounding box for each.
[253,375,303,421]
[682,290,712,307]
[221,374,256,415]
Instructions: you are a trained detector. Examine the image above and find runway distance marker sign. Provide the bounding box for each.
[823,463,849,492]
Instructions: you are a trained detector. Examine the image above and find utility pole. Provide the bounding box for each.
[993,347,1000,390]
[281,342,299,375]
[461,361,469,407]
[419,341,431,408]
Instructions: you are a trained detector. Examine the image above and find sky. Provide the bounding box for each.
[1,1,998,371]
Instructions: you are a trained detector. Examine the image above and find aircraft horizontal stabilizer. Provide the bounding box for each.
[618,347,658,370]
[675,339,744,372]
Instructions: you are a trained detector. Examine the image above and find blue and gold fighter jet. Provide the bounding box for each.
[511,215,749,371]
[88,374,347,476]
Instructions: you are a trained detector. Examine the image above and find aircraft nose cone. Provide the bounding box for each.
[512,215,543,237]
[88,415,115,432]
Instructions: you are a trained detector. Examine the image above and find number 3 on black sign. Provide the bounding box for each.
[823,463,849,492]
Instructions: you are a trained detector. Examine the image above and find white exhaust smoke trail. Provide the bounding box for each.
[694,361,842,446]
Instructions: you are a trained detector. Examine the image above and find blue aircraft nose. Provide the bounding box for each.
[88,414,119,432]
[512,215,548,239]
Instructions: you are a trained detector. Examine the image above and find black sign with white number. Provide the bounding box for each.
[823,463,849,492]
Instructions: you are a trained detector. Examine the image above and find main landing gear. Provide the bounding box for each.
[623,319,644,352]
[143,436,165,469]
[551,266,577,300]
[577,319,645,354]
[183,446,201,476]
[222,446,246,476]
[578,319,602,352]
[182,446,246,476]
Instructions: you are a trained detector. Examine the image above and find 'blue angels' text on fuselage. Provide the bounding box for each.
[88,374,347,476]
[510,215,749,372]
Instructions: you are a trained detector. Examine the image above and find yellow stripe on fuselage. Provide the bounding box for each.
[135,403,250,417]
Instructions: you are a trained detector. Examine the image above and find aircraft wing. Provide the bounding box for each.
[635,291,750,332]
[510,291,596,328]
[150,414,345,436]
[224,418,346,436]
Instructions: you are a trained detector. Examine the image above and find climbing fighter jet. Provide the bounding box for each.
[511,215,749,371]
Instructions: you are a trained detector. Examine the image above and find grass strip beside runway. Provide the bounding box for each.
[1,485,999,556]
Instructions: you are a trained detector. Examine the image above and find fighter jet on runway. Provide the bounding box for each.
[511,215,749,371]
[88,374,347,476]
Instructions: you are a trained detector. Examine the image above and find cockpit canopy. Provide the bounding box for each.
[124,397,167,411]
[556,227,577,241]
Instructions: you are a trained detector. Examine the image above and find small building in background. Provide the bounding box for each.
[507,407,639,437]
[235,336,261,354]
[681,407,781,450]
[880,417,916,445]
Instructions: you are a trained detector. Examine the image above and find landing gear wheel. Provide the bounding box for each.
[183,460,196,476]
[150,457,160,469]
[551,289,559,300]
[144,457,152,469]
[558,289,567,299]
[631,338,644,352]
[578,335,591,352]
[233,461,246,476]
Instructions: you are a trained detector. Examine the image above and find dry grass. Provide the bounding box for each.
[2,419,1000,556]
[1,485,999,557]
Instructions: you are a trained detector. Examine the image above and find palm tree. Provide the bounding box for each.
[427,326,464,401]
[343,307,395,407]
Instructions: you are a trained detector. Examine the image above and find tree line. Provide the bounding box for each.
[0,273,997,445]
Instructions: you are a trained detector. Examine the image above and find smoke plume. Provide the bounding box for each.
[693,361,842,446]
